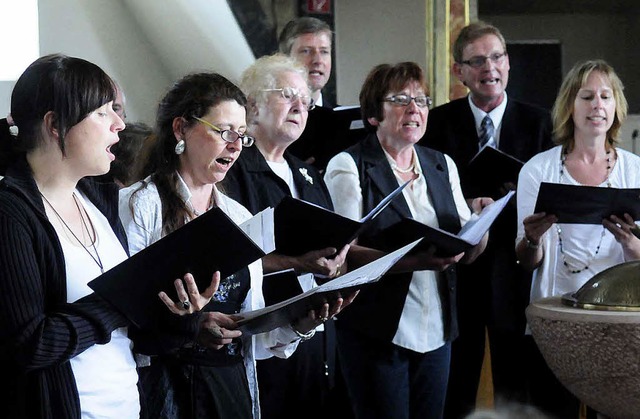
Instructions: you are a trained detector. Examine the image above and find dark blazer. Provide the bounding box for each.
[0,157,129,419]
[420,96,553,331]
[338,133,461,343]
[222,144,333,214]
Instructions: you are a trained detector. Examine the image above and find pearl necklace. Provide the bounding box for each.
[390,153,418,174]
[556,147,615,274]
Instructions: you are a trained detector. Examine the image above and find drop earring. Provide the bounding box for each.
[174,139,185,155]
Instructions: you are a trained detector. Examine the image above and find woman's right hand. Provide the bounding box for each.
[158,271,221,315]
[522,212,557,246]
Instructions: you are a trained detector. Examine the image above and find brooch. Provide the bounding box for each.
[299,168,314,184]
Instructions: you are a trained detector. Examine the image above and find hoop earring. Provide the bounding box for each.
[174,139,185,155]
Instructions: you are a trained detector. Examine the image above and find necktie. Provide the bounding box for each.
[479,116,496,148]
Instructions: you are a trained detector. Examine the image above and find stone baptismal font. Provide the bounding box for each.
[526,260,640,419]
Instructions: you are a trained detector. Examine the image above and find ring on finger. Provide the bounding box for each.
[319,316,328,322]
[182,300,191,310]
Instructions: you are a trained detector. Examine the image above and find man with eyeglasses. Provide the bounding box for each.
[419,21,553,418]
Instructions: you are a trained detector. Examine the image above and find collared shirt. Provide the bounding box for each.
[468,92,508,148]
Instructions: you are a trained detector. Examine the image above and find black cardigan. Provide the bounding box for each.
[0,158,130,418]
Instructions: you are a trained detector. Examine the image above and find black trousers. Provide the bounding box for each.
[444,244,531,419]
[257,319,353,419]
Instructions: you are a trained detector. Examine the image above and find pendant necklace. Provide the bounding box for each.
[556,147,614,274]
[41,192,104,273]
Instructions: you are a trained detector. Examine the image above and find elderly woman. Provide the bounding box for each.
[323,61,489,419]
[119,72,348,419]
[223,54,351,419]
[516,60,640,417]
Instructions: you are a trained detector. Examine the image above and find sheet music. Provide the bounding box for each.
[458,190,515,244]
[239,207,275,253]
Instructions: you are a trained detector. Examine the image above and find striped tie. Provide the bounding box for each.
[479,116,496,148]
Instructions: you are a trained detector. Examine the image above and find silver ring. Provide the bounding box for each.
[182,300,191,310]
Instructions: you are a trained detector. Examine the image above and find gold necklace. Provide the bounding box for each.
[41,192,104,273]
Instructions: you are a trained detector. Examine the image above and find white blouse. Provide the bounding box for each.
[517,145,640,305]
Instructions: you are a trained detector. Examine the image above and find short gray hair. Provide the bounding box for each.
[240,53,308,104]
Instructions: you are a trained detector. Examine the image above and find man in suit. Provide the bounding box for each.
[279,17,361,171]
[419,21,554,418]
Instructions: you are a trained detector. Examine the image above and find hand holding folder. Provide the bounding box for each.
[274,180,409,256]
[236,239,422,336]
[373,191,515,257]
[533,182,640,224]
[89,207,273,329]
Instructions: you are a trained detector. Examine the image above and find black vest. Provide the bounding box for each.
[338,134,460,343]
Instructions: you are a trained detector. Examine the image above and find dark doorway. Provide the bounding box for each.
[505,41,562,111]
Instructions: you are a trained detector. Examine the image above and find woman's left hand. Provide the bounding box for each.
[605,214,640,259]
[292,290,359,334]
[158,271,221,315]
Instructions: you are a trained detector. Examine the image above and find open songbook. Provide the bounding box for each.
[462,145,524,198]
[534,182,640,224]
[372,190,515,257]
[89,207,274,328]
[236,239,422,336]
[274,180,409,256]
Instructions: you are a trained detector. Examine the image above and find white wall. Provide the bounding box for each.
[0,0,255,125]
[335,0,428,106]
[37,0,171,124]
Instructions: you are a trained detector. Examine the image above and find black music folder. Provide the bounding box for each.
[88,207,269,328]
[261,269,309,306]
[236,239,421,336]
[462,145,524,198]
[274,180,409,256]
[372,191,514,257]
[533,182,640,224]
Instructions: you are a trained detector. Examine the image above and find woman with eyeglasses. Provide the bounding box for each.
[118,72,342,419]
[323,61,490,419]
[222,54,356,419]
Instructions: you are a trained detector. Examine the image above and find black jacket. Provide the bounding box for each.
[222,144,333,214]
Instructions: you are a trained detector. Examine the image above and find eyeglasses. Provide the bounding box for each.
[460,52,507,69]
[263,87,316,111]
[192,116,254,147]
[383,94,433,108]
